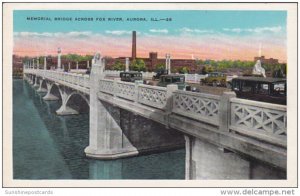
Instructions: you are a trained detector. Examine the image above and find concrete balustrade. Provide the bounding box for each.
[23,67,288,146]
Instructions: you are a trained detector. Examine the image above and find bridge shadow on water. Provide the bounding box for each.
[13,80,185,179]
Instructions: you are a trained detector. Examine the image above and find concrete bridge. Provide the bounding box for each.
[23,53,287,180]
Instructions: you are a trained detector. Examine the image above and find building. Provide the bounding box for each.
[254,56,279,65]
[105,31,201,73]
[12,55,24,77]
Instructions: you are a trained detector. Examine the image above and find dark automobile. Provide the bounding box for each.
[157,74,191,91]
[231,77,286,105]
[153,69,168,80]
[120,71,143,83]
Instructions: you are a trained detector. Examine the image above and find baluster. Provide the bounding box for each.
[219,92,236,132]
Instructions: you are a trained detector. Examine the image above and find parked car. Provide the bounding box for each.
[120,71,143,83]
[157,74,191,91]
[201,72,227,87]
[231,76,286,105]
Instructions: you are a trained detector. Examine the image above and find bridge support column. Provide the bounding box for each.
[37,79,47,93]
[85,53,138,159]
[185,136,250,179]
[56,86,79,115]
[33,76,39,88]
[85,100,138,159]
[184,136,286,179]
[29,75,34,85]
[43,83,59,101]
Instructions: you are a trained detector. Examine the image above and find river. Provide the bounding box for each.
[13,79,185,179]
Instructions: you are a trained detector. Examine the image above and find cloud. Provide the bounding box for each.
[178,27,214,34]
[223,26,282,34]
[105,30,131,35]
[64,31,92,37]
[14,32,52,37]
[149,29,169,34]
[14,31,93,38]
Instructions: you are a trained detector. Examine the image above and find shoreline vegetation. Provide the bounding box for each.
[14,53,287,76]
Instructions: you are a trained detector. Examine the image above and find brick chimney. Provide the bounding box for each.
[132,31,136,59]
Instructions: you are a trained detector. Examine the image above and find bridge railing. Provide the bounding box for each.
[99,79,168,110]
[116,81,136,101]
[138,84,167,109]
[25,68,287,146]
[99,79,115,95]
[172,90,220,126]
[229,98,287,146]
[97,78,287,145]
[24,68,90,91]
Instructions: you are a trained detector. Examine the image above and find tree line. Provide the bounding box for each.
[22,54,286,75]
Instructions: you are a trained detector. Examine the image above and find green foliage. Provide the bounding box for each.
[62,54,93,62]
[130,59,146,72]
[38,56,44,65]
[207,65,214,73]
[195,59,204,65]
[155,63,165,71]
[112,60,125,71]
[197,59,256,72]
[171,67,178,73]
[179,66,189,74]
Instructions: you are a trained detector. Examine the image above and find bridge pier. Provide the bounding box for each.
[36,79,47,93]
[43,82,60,101]
[56,86,79,115]
[84,56,137,159]
[85,53,184,160]
[185,136,286,179]
[28,75,34,85]
[33,76,39,88]
[85,101,139,159]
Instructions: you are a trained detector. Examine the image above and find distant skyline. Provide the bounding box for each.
[13,10,287,62]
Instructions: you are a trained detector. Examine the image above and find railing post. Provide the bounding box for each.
[134,83,139,103]
[165,84,178,127]
[113,78,119,97]
[219,91,236,132]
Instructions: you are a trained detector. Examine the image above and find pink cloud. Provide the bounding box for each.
[13,32,286,63]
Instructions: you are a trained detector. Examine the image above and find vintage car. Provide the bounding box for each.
[152,69,168,80]
[201,72,227,87]
[231,77,286,105]
[120,71,143,83]
[157,74,191,91]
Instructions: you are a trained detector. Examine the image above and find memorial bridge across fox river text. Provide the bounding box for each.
[22,53,287,180]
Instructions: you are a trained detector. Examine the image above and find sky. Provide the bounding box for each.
[13,10,287,62]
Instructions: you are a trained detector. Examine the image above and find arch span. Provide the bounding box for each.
[40,79,48,90]
[49,83,63,100]
[65,91,90,108]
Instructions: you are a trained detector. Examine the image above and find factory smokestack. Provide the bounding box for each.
[132,31,136,59]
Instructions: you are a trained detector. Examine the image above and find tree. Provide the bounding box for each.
[112,60,125,71]
[130,59,146,72]
[195,59,204,65]
[171,67,178,73]
[38,56,44,65]
[201,66,207,75]
[179,66,189,74]
[155,63,165,71]
[207,65,214,73]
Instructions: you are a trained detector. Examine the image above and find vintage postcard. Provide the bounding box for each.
[2,2,298,188]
